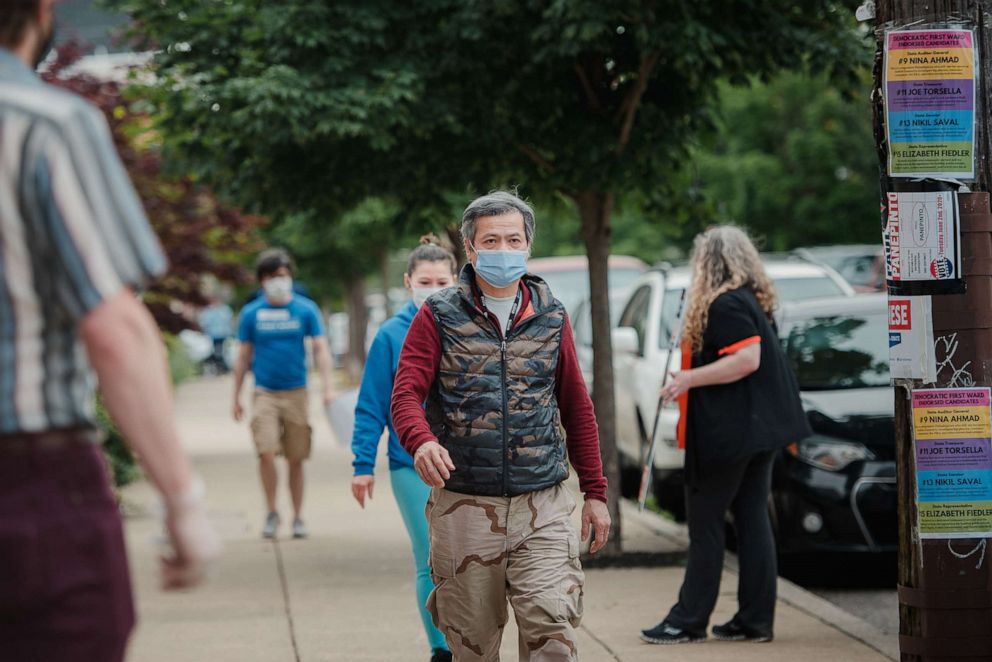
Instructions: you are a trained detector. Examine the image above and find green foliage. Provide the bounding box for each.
[96,399,140,489]
[165,332,198,385]
[96,334,195,488]
[694,69,879,251]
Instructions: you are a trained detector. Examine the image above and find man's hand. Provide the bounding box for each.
[413,441,455,488]
[161,483,222,590]
[232,399,244,422]
[351,475,375,508]
[581,499,612,554]
[323,386,336,409]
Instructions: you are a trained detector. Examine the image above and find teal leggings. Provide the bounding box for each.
[390,466,448,652]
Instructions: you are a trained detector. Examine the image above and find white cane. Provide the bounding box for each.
[637,289,687,512]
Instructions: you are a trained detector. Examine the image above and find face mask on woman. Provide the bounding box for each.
[263,276,294,302]
[473,248,528,288]
[412,287,443,309]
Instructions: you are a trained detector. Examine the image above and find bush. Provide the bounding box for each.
[98,333,196,487]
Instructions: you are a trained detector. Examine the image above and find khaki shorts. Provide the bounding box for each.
[250,388,312,461]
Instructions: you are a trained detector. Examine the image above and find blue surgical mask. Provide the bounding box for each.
[473,247,528,288]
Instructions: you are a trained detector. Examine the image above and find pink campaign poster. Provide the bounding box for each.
[912,388,992,538]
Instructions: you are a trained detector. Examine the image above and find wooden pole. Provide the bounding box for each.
[873,2,992,659]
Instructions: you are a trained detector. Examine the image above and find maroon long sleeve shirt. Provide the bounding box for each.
[391,286,608,503]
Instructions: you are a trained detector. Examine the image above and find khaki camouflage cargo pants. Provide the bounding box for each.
[426,483,584,661]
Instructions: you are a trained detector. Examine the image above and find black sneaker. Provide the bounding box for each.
[430,649,452,662]
[712,619,773,643]
[640,621,707,645]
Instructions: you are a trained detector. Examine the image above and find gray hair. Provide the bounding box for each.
[460,191,536,245]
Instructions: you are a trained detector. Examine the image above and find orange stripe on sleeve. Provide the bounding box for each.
[677,340,691,450]
[717,335,761,357]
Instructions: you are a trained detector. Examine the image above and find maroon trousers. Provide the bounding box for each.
[0,434,135,662]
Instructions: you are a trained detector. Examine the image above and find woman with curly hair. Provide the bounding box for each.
[641,226,810,646]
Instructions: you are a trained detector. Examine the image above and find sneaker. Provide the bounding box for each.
[712,618,773,643]
[430,649,452,662]
[292,518,308,539]
[262,512,280,539]
[640,621,707,645]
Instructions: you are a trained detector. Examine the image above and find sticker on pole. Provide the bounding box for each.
[912,387,992,539]
[888,296,936,382]
[884,28,977,179]
[884,190,961,285]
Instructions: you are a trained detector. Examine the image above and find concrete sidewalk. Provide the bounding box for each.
[123,377,898,662]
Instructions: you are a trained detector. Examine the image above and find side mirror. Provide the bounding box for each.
[612,327,640,355]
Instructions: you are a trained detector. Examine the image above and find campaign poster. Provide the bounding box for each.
[883,191,961,283]
[913,387,992,538]
[884,29,977,178]
[888,296,936,382]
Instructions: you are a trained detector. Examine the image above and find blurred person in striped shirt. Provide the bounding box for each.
[0,2,220,660]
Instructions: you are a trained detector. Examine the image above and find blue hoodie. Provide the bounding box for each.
[351,301,418,475]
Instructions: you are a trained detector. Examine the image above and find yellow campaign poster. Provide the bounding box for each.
[912,388,991,440]
[884,29,976,178]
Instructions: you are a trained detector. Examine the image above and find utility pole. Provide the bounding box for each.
[873,1,992,659]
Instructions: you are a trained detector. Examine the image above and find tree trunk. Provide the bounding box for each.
[380,248,393,318]
[576,190,623,556]
[444,224,467,270]
[874,3,992,659]
[345,275,368,382]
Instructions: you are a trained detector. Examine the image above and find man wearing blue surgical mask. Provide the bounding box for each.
[392,190,611,661]
[232,248,336,540]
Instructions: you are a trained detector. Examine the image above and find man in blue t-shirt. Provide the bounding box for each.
[233,249,335,539]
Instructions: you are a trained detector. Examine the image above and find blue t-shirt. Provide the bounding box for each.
[238,296,324,391]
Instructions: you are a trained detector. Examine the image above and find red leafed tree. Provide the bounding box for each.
[42,42,265,332]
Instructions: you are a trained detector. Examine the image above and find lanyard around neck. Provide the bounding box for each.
[480,287,522,333]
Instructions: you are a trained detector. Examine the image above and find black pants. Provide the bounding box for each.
[665,450,777,634]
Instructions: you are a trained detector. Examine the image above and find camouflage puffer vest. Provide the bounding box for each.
[424,267,569,497]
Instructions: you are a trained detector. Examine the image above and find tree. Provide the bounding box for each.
[696,70,878,250]
[403,1,865,553]
[113,0,864,554]
[43,42,264,332]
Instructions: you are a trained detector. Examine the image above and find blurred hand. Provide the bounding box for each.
[660,370,692,404]
[351,475,375,508]
[413,441,455,488]
[323,387,336,409]
[161,483,222,591]
[581,499,611,555]
[232,399,244,422]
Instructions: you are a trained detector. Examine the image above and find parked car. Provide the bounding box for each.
[772,294,895,553]
[529,254,648,318]
[611,257,856,512]
[794,245,885,293]
[570,291,628,392]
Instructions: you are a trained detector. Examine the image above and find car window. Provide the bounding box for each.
[773,276,847,301]
[658,288,686,349]
[619,285,652,353]
[574,300,592,347]
[783,312,890,390]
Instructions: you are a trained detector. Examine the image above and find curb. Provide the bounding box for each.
[623,502,899,661]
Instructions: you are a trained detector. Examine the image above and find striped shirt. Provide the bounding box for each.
[0,49,167,434]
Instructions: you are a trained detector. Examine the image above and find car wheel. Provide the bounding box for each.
[620,462,641,499]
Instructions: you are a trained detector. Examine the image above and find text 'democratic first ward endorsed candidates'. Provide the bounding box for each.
[884,28,977,179]
[913,387,992,539]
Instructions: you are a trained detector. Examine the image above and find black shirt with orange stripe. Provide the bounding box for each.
[682,287,811,486]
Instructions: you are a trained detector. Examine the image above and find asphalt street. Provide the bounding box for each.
[780,552,898,637]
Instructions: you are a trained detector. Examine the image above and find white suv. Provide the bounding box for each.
[611,258,855,514]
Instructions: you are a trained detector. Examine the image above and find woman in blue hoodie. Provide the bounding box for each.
[351,236,457,662]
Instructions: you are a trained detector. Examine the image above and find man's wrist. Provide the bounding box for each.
[163,475,205,513]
